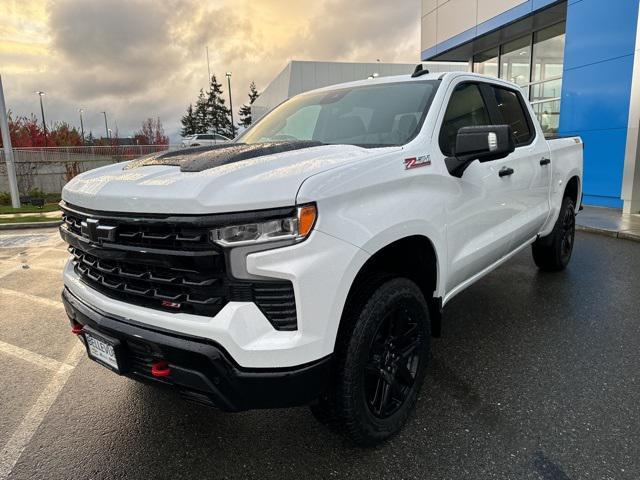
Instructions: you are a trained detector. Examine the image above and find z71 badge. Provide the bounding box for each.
[404,155,431,170]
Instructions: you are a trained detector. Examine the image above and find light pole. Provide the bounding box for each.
[206,46,211,83]
[35,91,47,146]
[225,72,235,137]
[78,109,85,145]
[0,75,20,207]
[101,111,109,139]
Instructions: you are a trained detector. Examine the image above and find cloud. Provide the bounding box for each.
[1,0,421,141]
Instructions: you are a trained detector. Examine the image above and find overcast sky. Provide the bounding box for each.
[1,0,421,142]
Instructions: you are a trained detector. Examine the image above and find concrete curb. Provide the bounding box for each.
[0,220,62,231]
[576,224,640,242]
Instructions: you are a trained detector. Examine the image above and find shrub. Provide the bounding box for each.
[28,188,46,199]
[45,193,61,204]
[0,192,10,206]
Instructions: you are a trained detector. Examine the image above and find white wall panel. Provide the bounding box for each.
[422,11,437,51]
[423,0,531,50]
[437,0,477,44]
[422,0,437,16]
[478,0,526,24]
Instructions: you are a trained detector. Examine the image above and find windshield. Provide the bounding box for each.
[238,80,439,147]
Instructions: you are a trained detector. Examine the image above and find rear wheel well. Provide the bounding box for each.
[565,176,580,205]
[337,236,440,345]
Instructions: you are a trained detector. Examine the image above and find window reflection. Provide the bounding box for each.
[500,36,532,97]
[473,48,499,77]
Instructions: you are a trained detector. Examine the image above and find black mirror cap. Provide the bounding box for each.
[454,125,515,162]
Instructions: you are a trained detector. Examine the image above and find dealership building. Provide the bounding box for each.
[421,0,640,212]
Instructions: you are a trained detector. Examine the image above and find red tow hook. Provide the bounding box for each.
[151,360,171,378]
[71,323,84,335]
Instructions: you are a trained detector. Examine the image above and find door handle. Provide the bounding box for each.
[499,167,514,177]
[540,158,551,166]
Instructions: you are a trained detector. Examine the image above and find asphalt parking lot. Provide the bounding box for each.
[0,227,638,479]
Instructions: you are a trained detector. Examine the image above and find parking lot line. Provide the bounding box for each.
[0,340,73,373]
[0,245,66,281]
[0,288,64,309]
[26,265,65,274]
[0,265,24,281]
[0,342,85,480]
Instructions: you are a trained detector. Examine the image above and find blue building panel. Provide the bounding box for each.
[562,0,638,70]
[560,54,634,132]
[559,0,639,207]
[564,128,628,208]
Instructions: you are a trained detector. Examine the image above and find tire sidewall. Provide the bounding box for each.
[554,197,576,267]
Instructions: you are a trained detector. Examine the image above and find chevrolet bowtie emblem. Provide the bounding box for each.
[80,218,117,243]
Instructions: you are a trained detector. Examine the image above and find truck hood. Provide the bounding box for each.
[62,144,397,214]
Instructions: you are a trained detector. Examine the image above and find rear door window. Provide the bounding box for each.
[489,87,534,146]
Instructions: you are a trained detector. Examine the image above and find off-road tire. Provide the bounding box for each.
[532,196,576,271]
[311,277,431,446]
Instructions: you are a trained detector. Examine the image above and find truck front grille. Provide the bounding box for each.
[60,203,298,330]
[69,247,225,315]
[62,209,212,251]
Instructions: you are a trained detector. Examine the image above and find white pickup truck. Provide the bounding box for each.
[59,68,582,445]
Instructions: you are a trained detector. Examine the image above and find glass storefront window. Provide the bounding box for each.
[531,23,565,135]
[500,36,531,88]
[532,23,565,83]
[532,99,561,135]
[469,21,566,136]
[473,48,499,77]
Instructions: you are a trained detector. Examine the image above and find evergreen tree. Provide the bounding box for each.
[238,81,260,128]
[194,89,209,134]
[178,74,234,138]
[180,104,197,136]
[206,75,233,137]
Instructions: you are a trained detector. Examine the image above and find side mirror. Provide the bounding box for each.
[445,125,516,177]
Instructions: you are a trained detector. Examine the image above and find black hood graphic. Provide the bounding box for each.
[125,141,324,172]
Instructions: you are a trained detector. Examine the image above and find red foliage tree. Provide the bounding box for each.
[0,112,82,148]
[49,122,83,147]
[0,112,46,148]
[134,117,169,145]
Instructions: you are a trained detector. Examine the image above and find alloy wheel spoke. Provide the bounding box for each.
[396,364,415,387]
[395,323,418,349]
[371,376,384,412]
[365,362,381,376]
[377,380,392,415]
[397,337,421,360]
[365,305,424,418]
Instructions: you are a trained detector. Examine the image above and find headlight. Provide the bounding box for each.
[210,204,317,247]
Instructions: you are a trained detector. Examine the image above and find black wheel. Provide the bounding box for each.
[312,277,431,446]
[532,196,576,271]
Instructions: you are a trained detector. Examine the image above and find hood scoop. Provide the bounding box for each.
[124,141,324,172]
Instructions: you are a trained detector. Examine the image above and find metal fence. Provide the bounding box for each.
[0,145,175,196]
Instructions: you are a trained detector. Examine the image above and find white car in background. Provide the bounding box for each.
[181,133,230,147]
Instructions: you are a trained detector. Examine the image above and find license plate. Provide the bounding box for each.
[84,330,120,372]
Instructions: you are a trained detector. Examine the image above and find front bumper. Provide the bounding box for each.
[62,287,331,411]
[63,227,369,368]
